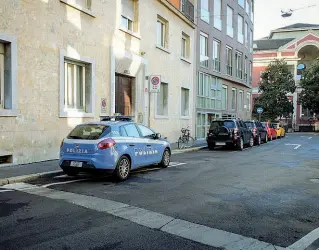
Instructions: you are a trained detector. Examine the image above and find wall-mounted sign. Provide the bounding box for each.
[101,98,107,114]
[149,75,161,93]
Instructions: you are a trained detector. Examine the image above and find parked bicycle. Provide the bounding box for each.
[177,126,195,149]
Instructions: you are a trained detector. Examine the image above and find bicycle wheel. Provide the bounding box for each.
[185,136,195,148]
[177,137,185,149]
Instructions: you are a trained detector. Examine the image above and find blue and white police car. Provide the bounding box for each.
[59,116,171,181]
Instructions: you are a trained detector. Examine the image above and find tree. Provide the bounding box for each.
[299,59,319,115]
[253,59,296,121]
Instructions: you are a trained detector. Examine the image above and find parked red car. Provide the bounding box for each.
[261,122,277,141]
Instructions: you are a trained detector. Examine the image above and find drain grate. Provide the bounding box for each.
[309,178,319,183]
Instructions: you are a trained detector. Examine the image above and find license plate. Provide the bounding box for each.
[216,142,226,146]
[70,161,83,167]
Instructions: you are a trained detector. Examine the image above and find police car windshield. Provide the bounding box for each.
[67,124,110,140]
[210,121,235,130]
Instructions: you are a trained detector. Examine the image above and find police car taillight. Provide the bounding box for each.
[97,138,116,149]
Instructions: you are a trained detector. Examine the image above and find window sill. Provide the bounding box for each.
[0,109,18,117]
[119,28,141,40]
[60,0,95,17]
[156,46,170,54]
[200,65,209,69]
[180,116,190,120]
[60,110,94,118]
[154,115,169,119]
[180,57,191,64]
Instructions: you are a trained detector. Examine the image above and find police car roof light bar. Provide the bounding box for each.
[100,116,134,122]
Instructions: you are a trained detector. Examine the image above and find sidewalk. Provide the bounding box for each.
[0,140,207,186]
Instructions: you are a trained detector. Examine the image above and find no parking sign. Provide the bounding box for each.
[149,75,161,93]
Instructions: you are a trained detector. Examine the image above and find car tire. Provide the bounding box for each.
[249,136,254,147]
[63,169,79,177]
[256,135,261,146]
[114,155,131,181]
[159,148,170,168]
[208,143,215,151]
[264,134,268,143]
[237,137,244,151]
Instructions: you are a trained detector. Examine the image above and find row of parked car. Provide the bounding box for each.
[206,119,286,151]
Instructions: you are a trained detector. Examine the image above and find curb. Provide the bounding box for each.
[171,146,207,154]
[0,170,63,186]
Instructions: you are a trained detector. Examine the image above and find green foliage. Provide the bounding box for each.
[299,59,319,114]
[253,59,296,121]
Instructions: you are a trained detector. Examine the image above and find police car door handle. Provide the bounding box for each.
[147,144,151,147]
[129,144,135,146]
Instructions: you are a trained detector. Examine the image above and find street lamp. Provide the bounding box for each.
[281,4,316,18]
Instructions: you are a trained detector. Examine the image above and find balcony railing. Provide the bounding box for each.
[236,69,243,79]
[181,0,195,23]
[226,65,232,76]
[212,59,220,72]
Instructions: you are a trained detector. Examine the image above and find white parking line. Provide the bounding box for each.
[3,183,283,250]
[309,137,312,139]
[168,162,186,168]
[0,189,14,193]
[285,143,301,150]
[41,179,89,188]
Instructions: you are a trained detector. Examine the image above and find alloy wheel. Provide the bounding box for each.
[119,158,130,179]
[163,150,170,166]
[250,137,254,147]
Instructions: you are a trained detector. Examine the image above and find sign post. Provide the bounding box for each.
[257,107,263,121]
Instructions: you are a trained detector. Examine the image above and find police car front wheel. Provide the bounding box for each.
[114,155,131,181]
[159,149,170,168]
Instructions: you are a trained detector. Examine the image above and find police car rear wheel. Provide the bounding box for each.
[160,149,170,168]
[115,156,131,181]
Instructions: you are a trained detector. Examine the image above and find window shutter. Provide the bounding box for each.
[122,0,135,21]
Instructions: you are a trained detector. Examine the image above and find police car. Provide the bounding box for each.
[59,116,171,181]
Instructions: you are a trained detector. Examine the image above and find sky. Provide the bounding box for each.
[254,0,319,40]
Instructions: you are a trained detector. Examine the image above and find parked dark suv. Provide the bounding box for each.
[244,120,268,145]
[206,119,254,151]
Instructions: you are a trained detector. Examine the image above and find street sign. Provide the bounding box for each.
[257,107,263,114]
[149,75,161,93]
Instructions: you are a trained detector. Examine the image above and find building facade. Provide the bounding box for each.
[0,0,196,165]
[252,23,319,131]
[195,0,254,139]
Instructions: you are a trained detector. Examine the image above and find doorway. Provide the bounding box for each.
[115,74,134,116]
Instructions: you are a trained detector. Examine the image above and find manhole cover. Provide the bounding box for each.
[309,178,319,183]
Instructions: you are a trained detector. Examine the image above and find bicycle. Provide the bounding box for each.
[177,126,195,149]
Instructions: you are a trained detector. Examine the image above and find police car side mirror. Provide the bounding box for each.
[154,133,161,139]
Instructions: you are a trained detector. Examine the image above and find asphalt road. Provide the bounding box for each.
[1,133,319,250]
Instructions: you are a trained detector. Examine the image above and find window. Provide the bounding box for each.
[200,32,209,68]
[0,44,4,109]
[238,0,244,8]
[239,90,243,110]
[237,15,244,44]
[200,0,210,23]
[181,32,190,59]
[247,92,251,111]
[226,46,233,76]
[137,125,155,138]
[121,16,133,32]
[197,72,222,110]
[244,56,248,82]
[67,124,110,140]
[120,126,128,136]
[251,0,254,22]
[157,82,168,116]
[60,50,94,117]
[181,88,190,117]
[226,6,234,37]
[60,0,92,13]
[222,85,228,110]
[249,61,252,84]
[231,88,237,110]
[214,0,222,30]
[212,40,220,72]
[0,36,18,116]
[245,22,248,48]
[64,60,86,111]
[235,51,243,79]
[157,16,168,48]
[121,0,135,32]
[124,124,140,137]
[245,0,250,14]
[250,29,253,52]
